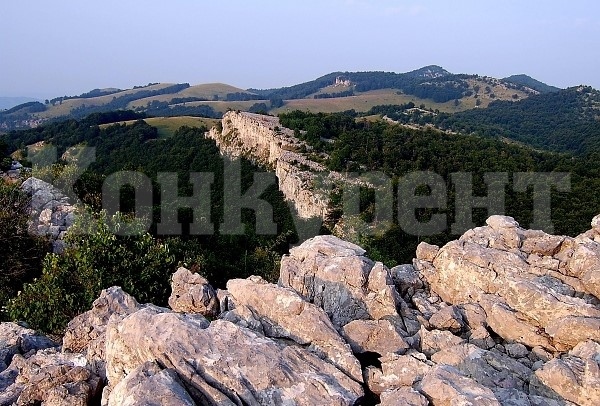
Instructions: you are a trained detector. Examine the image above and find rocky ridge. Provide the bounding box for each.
[207,111,356,220]
[1,215,599,405]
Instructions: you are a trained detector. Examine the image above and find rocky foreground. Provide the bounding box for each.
[2,216,600,405]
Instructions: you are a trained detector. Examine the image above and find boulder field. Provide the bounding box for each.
[1,215,599,405]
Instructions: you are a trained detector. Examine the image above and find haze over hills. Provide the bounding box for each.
[0,66,565,132]
[0,97,41,110]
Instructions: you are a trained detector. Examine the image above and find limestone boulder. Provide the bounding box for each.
[279,235,402,327]
[390,264,423,298]
[105,306,364,405]
[21,177,76,253]
[419,215,600,352]
[428,305,465,333]
[107,361,195,406]
[364,352,431,395]
[531,340,600,406]
[0,322,57,372]
[226,276,362,382]
[430,344,532,393]
[3,348,100,406]
[62,286,141,378]
[418,365,501,405]
[168,267,219,317]
[379,387,429,406]
[341,319,410,357]
[419,326,464,357]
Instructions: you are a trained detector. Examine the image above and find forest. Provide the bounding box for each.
[368,87,600,156]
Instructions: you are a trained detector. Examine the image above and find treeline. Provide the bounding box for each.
[279,110,600,264]
[502,74,560,94]
[49,88,123,105]
[363,87,600,156]
[66,83,191,119]
[314,89,354,99]
[143,101,222,118]
[434,87,600,155]
[225,92,264,101]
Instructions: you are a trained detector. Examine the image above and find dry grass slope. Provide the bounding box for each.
[99,116,217,138]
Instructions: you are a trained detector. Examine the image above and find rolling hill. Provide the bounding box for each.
[0,66,564,132]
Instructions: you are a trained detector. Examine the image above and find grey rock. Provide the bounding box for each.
[105,306,364,405]
[379,387,429,406]
[415,242,440,262]
[390,264,423,297]
[168,267,219,317]
[418,365,501,405]
[21,177,76,253]
[431,343,532,393]
[341,319,409,356]
[0,322,57,373]
[62,286,140,379]
[4,348,101,406]
[531,340,600,406]
[279,235,402,327]
[506,343,530,359]
[364,352,431,395]
[107,361,195,406]
[429,305,465,333]
[419,326,464,357]
[226,276,362,382]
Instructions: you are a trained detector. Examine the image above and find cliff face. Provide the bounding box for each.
[206,111,331,219]
[2,215,600,405]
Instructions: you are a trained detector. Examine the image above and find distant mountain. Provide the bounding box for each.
[0,97,41,110]
[502,74,561,93]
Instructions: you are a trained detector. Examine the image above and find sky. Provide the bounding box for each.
[1,0,599,99]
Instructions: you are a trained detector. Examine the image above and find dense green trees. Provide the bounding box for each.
[6,211,175,333]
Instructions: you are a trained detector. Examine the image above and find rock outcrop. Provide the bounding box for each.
[225,276,363,382]
[1,214,599,405]
[21,177,76,253]
[279,235,403,327]
[207,111,343,220]
[415,215,600,352]
[168,267,219,316]
[105,306,363,405]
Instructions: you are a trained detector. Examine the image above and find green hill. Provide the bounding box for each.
[434,86,600,155]
[503,74,561,93]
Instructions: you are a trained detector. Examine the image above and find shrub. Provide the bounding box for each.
[0,181,49,320]
[6,210,176,333]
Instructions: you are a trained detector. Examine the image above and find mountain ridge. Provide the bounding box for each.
[0,66,575,132]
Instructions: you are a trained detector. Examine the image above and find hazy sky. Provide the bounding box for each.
[1,1,599,98]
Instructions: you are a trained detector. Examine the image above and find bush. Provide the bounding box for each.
[6,210,177,333]
[0,182,49,320]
